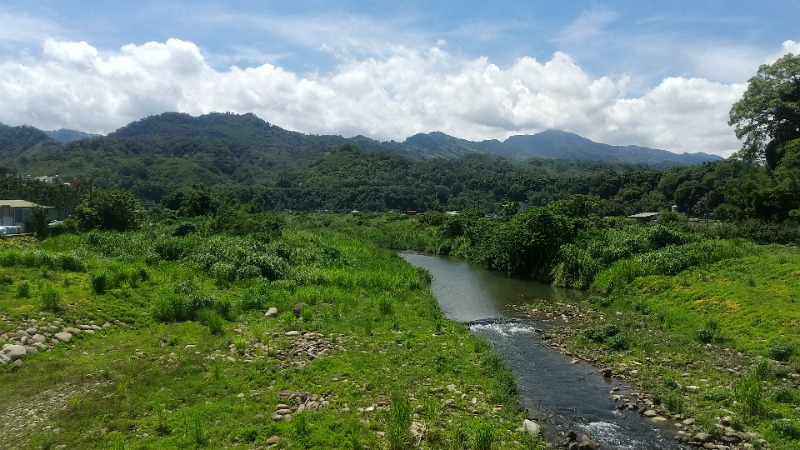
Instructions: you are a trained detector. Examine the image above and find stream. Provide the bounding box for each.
[401,252,683,449]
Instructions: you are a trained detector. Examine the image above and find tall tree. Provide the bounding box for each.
[729,53,800,167]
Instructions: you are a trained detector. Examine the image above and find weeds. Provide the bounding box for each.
[387,392,412,450]
[39,283,61,312]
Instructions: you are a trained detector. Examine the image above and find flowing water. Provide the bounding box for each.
[401,252,683,449]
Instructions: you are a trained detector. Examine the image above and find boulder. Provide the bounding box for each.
[54,332,73,342]
[3,344,27,361]
[265,307,279,318]
[520,419,541,436]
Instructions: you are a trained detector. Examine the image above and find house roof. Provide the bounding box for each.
[0,200,53,208]
[627,212,660,219]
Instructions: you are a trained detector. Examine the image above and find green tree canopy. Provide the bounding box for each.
[729,53,800,167]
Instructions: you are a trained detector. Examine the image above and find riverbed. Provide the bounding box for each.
[401,252,683,449]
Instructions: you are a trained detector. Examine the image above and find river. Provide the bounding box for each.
[401,252,683,449]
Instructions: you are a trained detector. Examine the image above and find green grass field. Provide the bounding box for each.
[0,224,540,449]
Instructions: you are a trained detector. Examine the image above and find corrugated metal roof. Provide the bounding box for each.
[627,212,660,218]
[0,200,53,208]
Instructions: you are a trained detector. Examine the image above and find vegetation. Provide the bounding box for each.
[0,216,537,449]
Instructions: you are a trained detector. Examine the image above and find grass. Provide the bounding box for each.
[0,219,536,449]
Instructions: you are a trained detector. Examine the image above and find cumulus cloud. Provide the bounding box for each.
[0,37,766,156]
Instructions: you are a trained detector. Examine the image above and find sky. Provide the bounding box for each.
[0,1,798,157]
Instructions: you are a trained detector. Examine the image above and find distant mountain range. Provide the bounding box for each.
[2,112,721,166]
[45,129,99,143]
[398,130,720,165]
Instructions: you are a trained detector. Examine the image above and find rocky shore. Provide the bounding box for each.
[511,300,772,450]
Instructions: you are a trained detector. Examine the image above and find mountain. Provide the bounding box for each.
[492,130,721,165]
[0,112,723,206]
[0,123,60,159]
[45,129,99,143]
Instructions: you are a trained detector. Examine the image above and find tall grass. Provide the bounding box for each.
[386,392,412,450]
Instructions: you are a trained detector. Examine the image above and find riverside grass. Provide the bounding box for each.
[0,222,538,449]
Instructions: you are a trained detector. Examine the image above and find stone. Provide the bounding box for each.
[285,331,301,336]
[519,419,541,436]
[12,359,23,370]
[685,385,700,393]
[693,432,712,443]
[62,327,81,335]
[682,418,696,426]
[600,368,613,377]
[642,410,658,418]
[54,332,73,342]
[265,307,279,318]
[3,344,27,361]
[31,334,46,343]
[578,434,600,450]
[266,435,280,445]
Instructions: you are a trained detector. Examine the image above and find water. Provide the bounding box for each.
[401,252,683,449]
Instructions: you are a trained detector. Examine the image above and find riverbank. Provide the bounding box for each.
[510,247,800,450]
[0,223,541,449]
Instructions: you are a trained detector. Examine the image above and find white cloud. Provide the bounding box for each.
[0,37,781,156]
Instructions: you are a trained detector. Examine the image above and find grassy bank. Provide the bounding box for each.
[513,245,800,449]
[0,220,539,449]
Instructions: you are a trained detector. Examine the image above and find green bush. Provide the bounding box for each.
[16,281,31,298]
[769,341,796,362]
[386,392,412,450]
[39,283,61,312]
[772,419,800,440]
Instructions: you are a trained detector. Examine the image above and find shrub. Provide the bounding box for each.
[39,283,61,312]
[197,309,225,335]
[387,393,412,450]
[16,281,31,298]
[473,420,494,450]
[772,419,800,440]
[733,372,766,422]
[606,333,631,351]
[769,341,796,362]
[773,385,798,404]
[91,272,108,294]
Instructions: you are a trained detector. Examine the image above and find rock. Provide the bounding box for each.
[685,385,700,393]
[693,432,712,443]
[265,307,279,318]
[519,419,541,436]
[578,434,600,450]
[31,334,46,343]
[3,344,27,361]
[0,353,9,365]
[62,327,81,335]
[600,368,613,377]
[54,332,73,342]
[285,331,301,337]
[266,435,280,445]
[291,303,307,317]
[683,418,696,426]
[642,409,658,418]
[12,359,23,370]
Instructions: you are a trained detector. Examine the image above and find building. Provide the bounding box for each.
[626,212,660,224]
[0,200,62,233]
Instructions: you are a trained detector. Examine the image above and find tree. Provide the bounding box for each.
[729,53,800,167]
[75,188,140,231]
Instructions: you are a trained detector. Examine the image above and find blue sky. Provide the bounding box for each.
[0,1,797,156]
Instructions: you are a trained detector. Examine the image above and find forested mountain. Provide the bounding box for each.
[493,130,720,165]
[0,123,61,159]
[0,112,725,214]
[45,129,98,143]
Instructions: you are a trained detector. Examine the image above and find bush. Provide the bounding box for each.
[40,283,62,312]
[769,341,796,362]
[16,281,31,298]
[772,419,800,440]
[197,309,225,335]
[387,392,412,450]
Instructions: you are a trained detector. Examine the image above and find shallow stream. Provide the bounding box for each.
[401,252,682,449]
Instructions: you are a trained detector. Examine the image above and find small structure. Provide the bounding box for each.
[0,200,62,233]
[627,212,660,224]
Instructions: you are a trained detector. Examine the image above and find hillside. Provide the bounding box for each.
[0,112,723,210]
[45,129,99,144]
